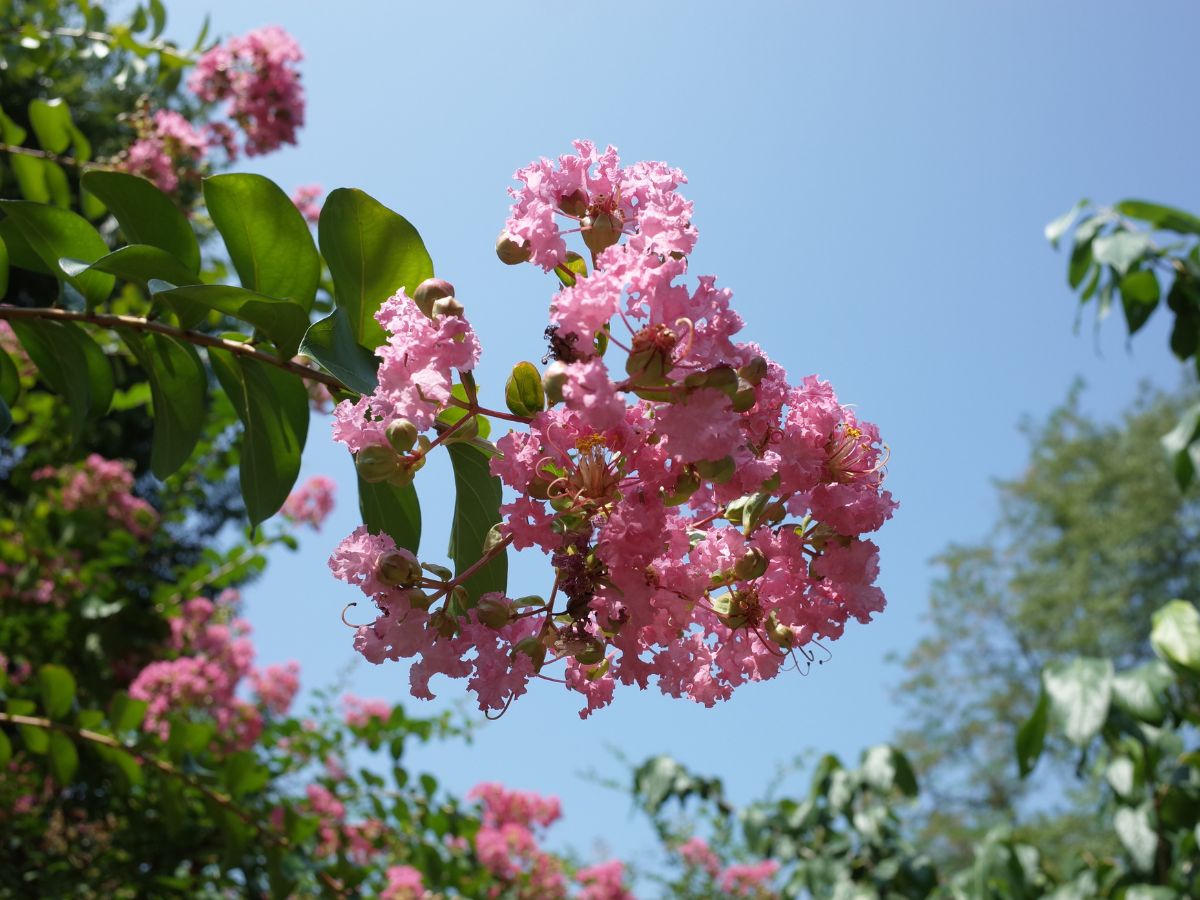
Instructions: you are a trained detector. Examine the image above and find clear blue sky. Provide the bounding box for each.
[167,0,1198,867]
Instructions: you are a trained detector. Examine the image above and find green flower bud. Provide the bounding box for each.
[428,608,459,639]
[443,415,479,444]
[695,456,735,484]
[387,460,417,488]
[413,277,455,317]
[733,548,768,581]
[432,296,465,319]
[582,209,624,254]
[558,189,588,218]
[766,611,794,649]
[662,467,701,506]
[476,595,515,629]
[376,549,422,588]
[738,356,769,386]
[543,360,569,405]
[496,230,531,265]
[684,365,738,397]
[573,638,605,666]
[512,636,547,672]
[401,589,434,611]
[730,378,757,413]
[386,419,419,453]
[356,445,400,483]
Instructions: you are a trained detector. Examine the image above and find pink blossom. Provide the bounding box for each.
[189,26,305,156]
[342,694,392,727]
[290,183,322,224]
[251,661,300,716]
[123,109,207,193]
[575,860,633,900]
[381,865,426,900]
[281,475,335,529]
[719,860,780,897]
[678,836,721,876]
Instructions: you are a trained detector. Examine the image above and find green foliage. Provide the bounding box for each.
[81,171,200,272]
[447,443,508,602]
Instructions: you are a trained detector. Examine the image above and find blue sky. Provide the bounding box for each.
[167,0,1198,867]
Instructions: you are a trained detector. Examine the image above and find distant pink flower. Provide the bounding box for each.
[123,109,207,193]
[189,26,305,156]
[381,865,426,899]
[719,860,780,897]
[281,475,335,529]
[342,694,391,727]
[251,661,300,715]
[290,184,322,224]
[576,860,633,900]
[677,836,720,876]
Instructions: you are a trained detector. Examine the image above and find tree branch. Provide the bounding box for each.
[0,305,348,392]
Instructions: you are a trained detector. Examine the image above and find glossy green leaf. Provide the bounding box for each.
[1016,688,1049,777]
[0,216,50,274]
[210,349,310,527]
[0,200,114,306]
[0,344,18,408]
[62,244,200,288]
[1162,402,1200,490]
[109,692,148,733]
[298,308,379,394]
[861,745,918,797]
[1112,660,1174,724]
[28,98,72,154]
[446,443,507,602]
[47,732,79,784]
[39,664,76,719]
[81,170,200,272]
[1067,237,1094,289]
[1116,199,1200,235]
[0,730,11,767]
[319,188,434,347]
[1119,269,1161,335]
[1043,657,1113,746]
[9,318,113,442]
[0,234,8,299]
[203,173,320,310]
[123,331,207,479]
[154,284,310,357]
[1114,803,1157,872]
[1150,599,1200,672]
[358,475,421,555]
[1092,230,1153,276]
[8,699,48,754]
[553,251,589,288]
[505,361,544,418]
[1044,200,1086,249]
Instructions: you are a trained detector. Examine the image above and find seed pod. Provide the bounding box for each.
[730,378,757,413]
[356,445,400,483]
[543,360,569,405]
[738,356,769,386]
[662,467,701,506]
[386,419,419,453]
[428,608,459,639]
[413,277,455,317]
[733,548,768,581]
[558,189,588,218]
[695,456,735,484]
[432,296,465,319]
[376,548,422,588]
[496,230,531,265]
[512,636,547,672]
[582,209,624,254]
[476,595,515,630]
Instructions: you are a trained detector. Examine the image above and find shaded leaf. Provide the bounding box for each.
[47,732,79,784]
[123,331,207,479]
[299,308,379,395]
[9,318,113,442]
[62,244,200,288]
[1016,687,1049,778]
[358,475,421,555]
[447,443,507,602]
[0,200,113,306]
[1119,269,1161,335]
[39,664,76,719]
[154,284,310,357]
[81,170,200,271]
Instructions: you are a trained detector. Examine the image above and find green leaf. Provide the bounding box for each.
[28,99,73,154]
[1150,600,1200,672]
[1045,200,1086,249]
[0,234,8,299]
[8,699,48,754]
[0,730,11,767]
[446,443,507,602]
[1043,657,1113,746]
[0,216,51,273]
[1162,402,1200,490]
[860,745,918,797]
[1116,199,1200,235]
[1114,803,1157,872]
[123,331,207,479]
[1106,757,1136,800]
[505,361,544,418]
[203,174,320,310]
[39,664,76,719]
[0,343,19,434]
[553,251,589,287]
[210,349,310,527]
[1112,660,1174,724]
[1119,269,1161,335]
[9,318,113,442]
[1068,237,1094,289]
[298,308,379,394]
[62,244,200,288]
[319,188,434,348]
[0,200,114,306]
[358,475,421,555]
[1092,230,1153,276]
[81,170,200,272]
[1016,687,1049,777]
[224,750,269,798]
[153,284,310,357]
[47,732,79,783]
[109,692,148,733]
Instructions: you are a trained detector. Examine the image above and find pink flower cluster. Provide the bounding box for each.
[329,141,894,717]
[128,591,304,748]
[381,865,427,900]
[470,783,568,898]
[35,453,157,539]
[575,860,634,900]
[290,183,323,224]
[281,474,335,529]
[188,26,305,156]
[122,109,208,193]
[675,837,779,897]
[342,693,392,727]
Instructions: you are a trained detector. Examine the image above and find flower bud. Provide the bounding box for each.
[730,378,757,413]
[766,611,794,649]
[684,365,738,397]
[387,460,417,488]
[662,467,701,506]
[738,356,768,386]
[733,548,768,581]
[476,595,515,629]
[400,588,433,611]
[443,415,479,444]
[573,638,605,666]
[582,209,624,254]
[512,636,547,672]
[376,548,422,588]
[356,445,400,483]
[496,230,531,265]
[543,360,569,404]
[432,296,465,319]
[386,419,419,453]
[695,456,735,484]
[558,189,588,218]
[413,277,455,317]
[428,608,459,639]
[626,324,677,386]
